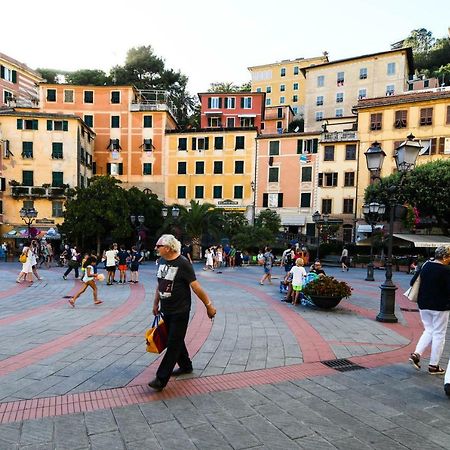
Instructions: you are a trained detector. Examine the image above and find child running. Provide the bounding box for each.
[288,258,307,305]
[69,256,103,307]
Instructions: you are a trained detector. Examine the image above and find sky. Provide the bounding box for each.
[1,0,449,95]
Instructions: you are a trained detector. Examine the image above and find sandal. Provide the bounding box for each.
[68,299,75,308]
[94,300,103,305]
[428,365,445,375]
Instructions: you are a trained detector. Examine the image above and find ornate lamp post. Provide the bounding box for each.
[312,211,329,260]
[19,207,38,238]
[364,135,421,322]
[130,214,145,250]
[362,202,385,281]
[162,206,181,237]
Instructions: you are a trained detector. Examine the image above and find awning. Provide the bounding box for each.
[3,227,61,240]
[205,111,223,114]
[281,215,307,226]
[357,224,384,233]
[238,114,256,118]
[393,234,450,248]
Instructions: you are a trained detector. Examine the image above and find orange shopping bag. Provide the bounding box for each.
[145,314,168,353]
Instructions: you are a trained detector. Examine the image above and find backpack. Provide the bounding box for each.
[285,252,292,266]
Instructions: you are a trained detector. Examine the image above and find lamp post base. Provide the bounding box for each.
[365,262,375,281]
[376,282,398,323]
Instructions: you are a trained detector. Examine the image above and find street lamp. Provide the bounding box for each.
[362,202,386,281]
[19,207,38,238]
[250,181,256,225]
[364,136,421,323]
[130,214,145,250]
[312,211,329,260]
[161,205,181,237]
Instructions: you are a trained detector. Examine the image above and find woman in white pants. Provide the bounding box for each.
[408,246,450,395]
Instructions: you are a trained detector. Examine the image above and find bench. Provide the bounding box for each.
[321,255,342,267]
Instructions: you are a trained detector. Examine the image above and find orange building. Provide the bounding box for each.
[39,85,177,197]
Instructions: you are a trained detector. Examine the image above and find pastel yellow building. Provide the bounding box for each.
[355,88,450,218]
[249,55,328,118]
[302,48,413,132]
[165,129,257,217]
[0,109,94,237]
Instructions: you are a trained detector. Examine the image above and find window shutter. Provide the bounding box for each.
[447,106,450,124]
[262,193,268,208]
[192,137,197,150]
[313,139,318,153]
[318,173,323,186]
[333,173,338,186]
[438,137,445,154]
[297,139,303,154]
[63,121,68,131]
[240,97,245,108]
[277,193,283,207]
[0,66,4,79]
[17,119,22,129]
[430,138,437,154]
[218,98,222,108]
[33,120,38,130]
[205,137,209,150]
[107,163,111,175]
[47,120,53,131]
[92,162,96,174]
[207,98,211,108]
[119,163,123,175]
[224,97,228,108]
[12,70,17,83]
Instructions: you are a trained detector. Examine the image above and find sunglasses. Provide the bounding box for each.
[155,244,165,248]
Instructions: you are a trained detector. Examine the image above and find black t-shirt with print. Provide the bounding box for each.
[117,250,129,265]
[157,255,196,314]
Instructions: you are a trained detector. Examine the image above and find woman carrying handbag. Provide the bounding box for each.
[408,246,450,394]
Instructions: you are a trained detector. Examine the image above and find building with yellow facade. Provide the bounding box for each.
[355,88,450,221]
[249,55,328,118]
[39,85,177,197]
[302,48,413,132]
[0,108,94,239]
[165,128,257,218]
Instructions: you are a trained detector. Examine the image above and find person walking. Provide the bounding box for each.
[63,246,80,280]
[16,243,33,283]
[129,246,144,283]
[408,246,450,387]
[259,247,274,285]
[287,258,307,305]
[104,244,118,285]
[340,246,349,271]
[68,256,103,307]
[148,234,216,391]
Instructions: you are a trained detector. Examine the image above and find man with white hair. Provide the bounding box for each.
[148,234,217,391]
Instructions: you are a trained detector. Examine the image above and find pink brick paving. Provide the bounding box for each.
[0,278,424,424]
[0,283,146,377]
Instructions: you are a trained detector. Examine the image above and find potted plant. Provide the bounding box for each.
[302,276,352,309]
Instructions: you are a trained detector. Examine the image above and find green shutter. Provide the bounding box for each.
[17,119,23,129]
[192,138,197,150]
[297,139,303,154]
[0,65,4,79]
[119,163,123,175]
[63,121,68,131]
[204,137,209,150]
[12,70,17,83]
[33,120,38,130]
[47,120,53,131]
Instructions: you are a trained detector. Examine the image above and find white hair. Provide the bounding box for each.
[156,234,181,253]
[435,246,450,260]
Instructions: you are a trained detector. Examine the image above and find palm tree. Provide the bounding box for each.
[178,200,224,259]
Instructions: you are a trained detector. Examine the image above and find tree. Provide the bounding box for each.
[176,200,224,259]
[208,82,239,93]
[110,45,194,125]
[222,212,249,238]
[65,69,110,85]
[364,160,450,234]
[36,68,64,83]
[232,226,273,252]
[404,28,435,54]
[60,176,131,254]
[255,209,282,236]
[288,118,304,132]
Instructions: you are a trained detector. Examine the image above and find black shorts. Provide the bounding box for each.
[106,265,116,272]
[130,264,139,272]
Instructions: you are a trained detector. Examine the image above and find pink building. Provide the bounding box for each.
[198,92,265,131]
[0,52,43,108]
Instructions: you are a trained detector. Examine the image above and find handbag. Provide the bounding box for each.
[404,275,421,303]
[19,253,27,263]
[145,314,168,353]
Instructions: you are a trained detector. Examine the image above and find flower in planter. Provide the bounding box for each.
[303,276,352,299]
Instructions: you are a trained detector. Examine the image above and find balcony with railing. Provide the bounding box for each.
[130,89,177,118]
[321,131,358,143]
[11,186,68,198]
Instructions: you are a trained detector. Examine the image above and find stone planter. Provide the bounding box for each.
[309,295,343,309]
